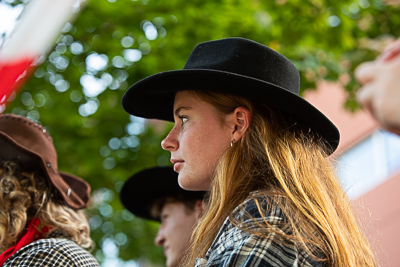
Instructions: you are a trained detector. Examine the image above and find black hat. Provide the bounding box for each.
[122,37,339,154]
[120,166,205,222]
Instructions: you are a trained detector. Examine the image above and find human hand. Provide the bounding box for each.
[355,49,400,135]
[382,0,400,6]
[378,38,400,62]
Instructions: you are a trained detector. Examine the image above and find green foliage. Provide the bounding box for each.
[3,0,400,264]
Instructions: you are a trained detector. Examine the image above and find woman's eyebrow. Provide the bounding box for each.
[174,106,192,116]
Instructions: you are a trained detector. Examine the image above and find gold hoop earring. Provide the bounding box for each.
[230,139,235,147]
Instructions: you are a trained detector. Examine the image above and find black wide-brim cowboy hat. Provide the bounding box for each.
[0,114,90,209]
[120,166,205,222]
[122,37,340,154]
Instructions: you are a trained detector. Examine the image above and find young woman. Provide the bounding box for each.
[0,114,99,266]
[122,38,376,266]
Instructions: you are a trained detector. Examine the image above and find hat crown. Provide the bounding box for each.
[120,166,205,222]
[0,114,57,169]
[184,38,300,95]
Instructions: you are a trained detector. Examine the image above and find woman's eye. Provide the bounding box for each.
[179,116,188,125]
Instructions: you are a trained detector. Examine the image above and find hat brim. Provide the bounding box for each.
[58,172,91,209]
[120,167,205,222]
[0,133,90,210]
[122,69,340,153]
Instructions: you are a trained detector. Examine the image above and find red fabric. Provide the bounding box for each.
[0,58,34,105]
[0,218,51,266]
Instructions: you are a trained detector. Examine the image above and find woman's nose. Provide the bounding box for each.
[161,128,178,151]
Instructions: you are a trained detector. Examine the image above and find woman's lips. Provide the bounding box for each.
[173,161,184,172]
[171,158,184,172]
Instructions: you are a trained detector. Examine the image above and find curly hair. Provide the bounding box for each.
[0,160,93,254]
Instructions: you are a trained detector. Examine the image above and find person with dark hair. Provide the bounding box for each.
[120,166,205,267]
[0,113,99,266]
[121,38,376,266]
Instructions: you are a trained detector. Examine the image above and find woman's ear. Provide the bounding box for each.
[232,107,251,143]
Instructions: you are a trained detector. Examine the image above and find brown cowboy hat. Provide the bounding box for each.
[0,114,90,209]
[122,37,340,154]
[120,166,205,222]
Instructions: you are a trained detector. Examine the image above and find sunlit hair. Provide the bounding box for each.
[0,160,93,254]
[182,90,376,266]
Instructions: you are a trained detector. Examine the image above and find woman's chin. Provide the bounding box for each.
[178,174,210,191]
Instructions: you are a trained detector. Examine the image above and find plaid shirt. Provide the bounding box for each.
[195,193,323,267]
[3,233,99,267]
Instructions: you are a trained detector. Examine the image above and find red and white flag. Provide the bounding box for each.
[0,0,84,109]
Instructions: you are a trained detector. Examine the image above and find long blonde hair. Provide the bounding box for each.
[0,160,93,254]
[183,90,376,266]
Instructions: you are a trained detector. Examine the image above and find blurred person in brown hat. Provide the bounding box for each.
[120,166,205,267]
[0,113,99,266]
